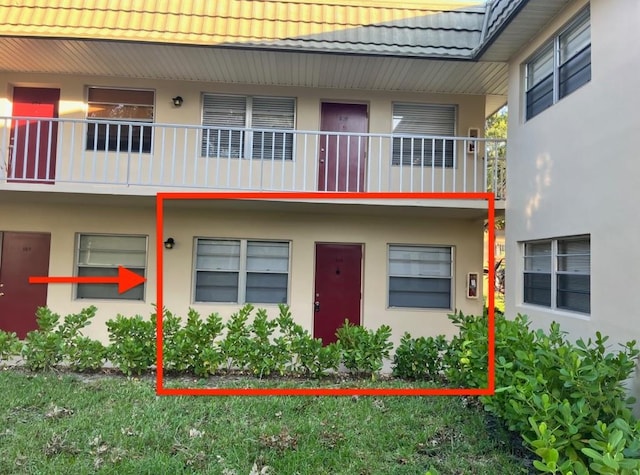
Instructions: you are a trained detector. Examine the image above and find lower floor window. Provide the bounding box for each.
[388,245,452,309]
[76,234,147,300]
[523,236,590,314]
[195,239,289,304]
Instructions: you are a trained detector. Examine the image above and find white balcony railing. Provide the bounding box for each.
[0,117,506,199]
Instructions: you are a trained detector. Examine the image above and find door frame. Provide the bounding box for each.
[0,231,52,338]
[9,86,60,184]
[318,101,369,192]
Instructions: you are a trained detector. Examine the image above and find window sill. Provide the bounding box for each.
[518,303,590,321]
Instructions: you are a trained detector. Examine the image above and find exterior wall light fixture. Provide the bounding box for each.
[172,96,183,107]
[164,238,175,249]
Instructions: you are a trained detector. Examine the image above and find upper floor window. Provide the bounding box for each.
[201,95,295,160]
[392,103,456,167]
[523,236,590,314]
[86,87,154,153]
[525,7,591,120]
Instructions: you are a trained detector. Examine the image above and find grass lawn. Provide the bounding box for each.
[0,370,530,475]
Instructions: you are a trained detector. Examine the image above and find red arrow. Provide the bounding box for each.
[29,266,146,294]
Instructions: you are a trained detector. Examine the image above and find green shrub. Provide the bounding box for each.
[106,312,156,375]
[0,330,21,362]
[246,307,288,378]
[392,332,448,381]
[219,305,253,371]
[22,307,64,371]
[439,310,640,474]
[276,304,341,378]
[57,306,106,371]
[163,308,225,377]
[580,418,640,475]
[336,320,393,378]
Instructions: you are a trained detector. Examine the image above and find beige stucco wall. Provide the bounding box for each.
[1,199,485,347]
[0,72,487,193]
[505,0,640,353]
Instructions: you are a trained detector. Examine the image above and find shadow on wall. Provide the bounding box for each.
[525,153,553,232]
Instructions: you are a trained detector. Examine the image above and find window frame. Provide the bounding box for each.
[75,233,148,301]
[524,6,591,120]
[391,102,457,168]
[200,94,296,161]
[85,86,155,153]
[387,244,454,310]
[193,238,291,304]
[521,235,590,315]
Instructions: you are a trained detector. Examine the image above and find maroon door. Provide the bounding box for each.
[0,232,51,338]
[9,87,60,183]
[313,243,362,344]
[318,103,368,192]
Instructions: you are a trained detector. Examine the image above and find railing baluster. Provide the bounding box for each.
[21,121,30,179]
[378,137,383,192]
[441,138,446,192]
[0,118,7,179]
[45,120,53,181]
[419,138,425,192]
[408,137,414,192]
[451,140,456,192]
[431,139,435,192]
[10,119,19,179]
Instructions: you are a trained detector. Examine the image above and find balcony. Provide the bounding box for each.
[0,117,506,201]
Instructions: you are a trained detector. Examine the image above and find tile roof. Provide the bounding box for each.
[0,0,498,59]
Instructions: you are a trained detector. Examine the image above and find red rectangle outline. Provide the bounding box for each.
[155,192,495,396]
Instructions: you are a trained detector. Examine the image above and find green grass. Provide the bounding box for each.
[0,370,530,475]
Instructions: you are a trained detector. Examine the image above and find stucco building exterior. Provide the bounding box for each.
[1,0,637,373]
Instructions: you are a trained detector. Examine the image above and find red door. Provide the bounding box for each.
[9,87,60,183]
[313,243,362,344]
[0,232,51,338]
[318,103,368,191]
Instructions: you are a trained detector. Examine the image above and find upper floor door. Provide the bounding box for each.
[318,102,368,192]
[10,87,60,183]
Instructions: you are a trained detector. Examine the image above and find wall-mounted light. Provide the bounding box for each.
[164,237,175,249]
[172,96,184,107]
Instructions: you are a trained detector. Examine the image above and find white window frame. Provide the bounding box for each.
[75,233,147,301]
[193,238,290,304]
[201,94,296,160]
[85,86,155,153]
[387,244,453,309]
[524,7,591,120]
[522,235,590,314]
[391,103,457,168]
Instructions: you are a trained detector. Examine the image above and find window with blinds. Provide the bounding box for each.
[523,241,552,306]
[522,236,590,314]
[388,245,452,309]
[557,237,590,313]
[201,95,295,160]
[391,103,456,167]
[525,7,590,120]
[86,87,154,153]
[76,234,147,300]
[194,239,289,304]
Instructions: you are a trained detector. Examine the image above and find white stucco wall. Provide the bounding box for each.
[506,0,640,350]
